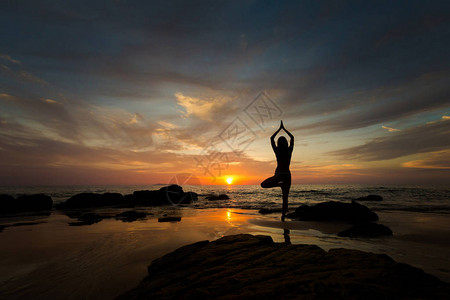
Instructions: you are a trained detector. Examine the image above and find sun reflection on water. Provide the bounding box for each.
[226,210,232,222]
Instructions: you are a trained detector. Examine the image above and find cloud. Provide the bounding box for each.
[128,113,144,125]
[0,1,449,185]
[175,92,234,121]
[382,125,400,132]
[291,71,450,134]
[402,151,450,169]
[329,118,450,161]
[42,98,60,104]
[0,53,21,65]
[0,63,48,86]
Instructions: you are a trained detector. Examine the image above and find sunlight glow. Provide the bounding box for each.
[226,177,233,185]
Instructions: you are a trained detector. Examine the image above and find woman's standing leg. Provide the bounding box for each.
[281,185,290,221]
[280,172,291,221]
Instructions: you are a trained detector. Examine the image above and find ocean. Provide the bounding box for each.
[1,184,449,213]
[1,184,449,299]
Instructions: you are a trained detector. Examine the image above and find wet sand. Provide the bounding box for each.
[0,208,449,299]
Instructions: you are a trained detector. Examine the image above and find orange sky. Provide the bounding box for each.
[0,2,449,186]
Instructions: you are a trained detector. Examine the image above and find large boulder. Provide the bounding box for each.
[1,194,52,214]
[129,185,197,206]
[118,234,450,299]
[57,185,198,209]
[0,194,16,214]
[56,192,125,209]
[338,223,393,237]
[356,194,383,201]
[287,201,378,223]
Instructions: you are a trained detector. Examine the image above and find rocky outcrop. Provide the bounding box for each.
[118,234,450,299]
[115,211,147,222]
[0,194,52,214]
[356,194,383,201]
[205,194,229,201]
[338,223,393,237]
[127,185,197,206]
[287,201,378,223]
[57,185,198,209]
[0,221,46,232]
[56,193,125,209]
[0,194,15,214]
[68,212,104,226]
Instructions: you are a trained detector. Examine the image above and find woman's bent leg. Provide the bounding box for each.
[260,175,279,188]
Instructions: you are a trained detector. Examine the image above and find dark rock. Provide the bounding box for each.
[10,221,46,227]
[182,191,198,203]
[129,185,197,206]
[205,194,229,201]
[130,190,160,205]
[0,221,47,232]
[16,194,53,211]
[57,192,125,209]
[287,201,378,223]
[118,234,450,299]
[338,223,393,237]
[258,208,283,214]
[1,194,52,214]
[124,194,134,203]
[0,194,16,214]
[115,211,147,222]
[356,194,383,201]
[0,194,14,202]
[57,185,198,209]
[158,216,181,222]
[68,212,104,226]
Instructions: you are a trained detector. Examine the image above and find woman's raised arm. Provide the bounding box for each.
[282,123,294,149]
[270,121,283,150]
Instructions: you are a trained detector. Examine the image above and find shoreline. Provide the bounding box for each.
[1,207,450,299]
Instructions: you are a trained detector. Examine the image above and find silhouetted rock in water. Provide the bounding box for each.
[0,194,15,214]
[0,221,47,232]
[338,223,393,237]
[205,194,229,201]
[287,201,378,223]
[17,194,53,210]
[56,185,197,210]
[115,211,147,222]
[68,212,104,226]
[0,194,52,214]
[56,192,125,209]
[184,191,198,202]
[158,216,181,222]
[356,194,383,201]
[118,234,450,299]
[258,208,283,214]
[129,185,197,206]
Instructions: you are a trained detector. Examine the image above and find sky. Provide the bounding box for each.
[0,0,449,186]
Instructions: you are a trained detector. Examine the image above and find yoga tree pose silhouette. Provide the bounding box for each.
[261,121,294,221]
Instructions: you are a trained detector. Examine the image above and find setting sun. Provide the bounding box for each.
[226,177,233,185]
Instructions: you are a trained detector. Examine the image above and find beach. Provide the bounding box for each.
[1,192,450,299]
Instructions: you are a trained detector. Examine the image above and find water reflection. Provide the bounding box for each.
[226,210,232,223]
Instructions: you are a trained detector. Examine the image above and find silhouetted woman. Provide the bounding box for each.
[261,120,294,221]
